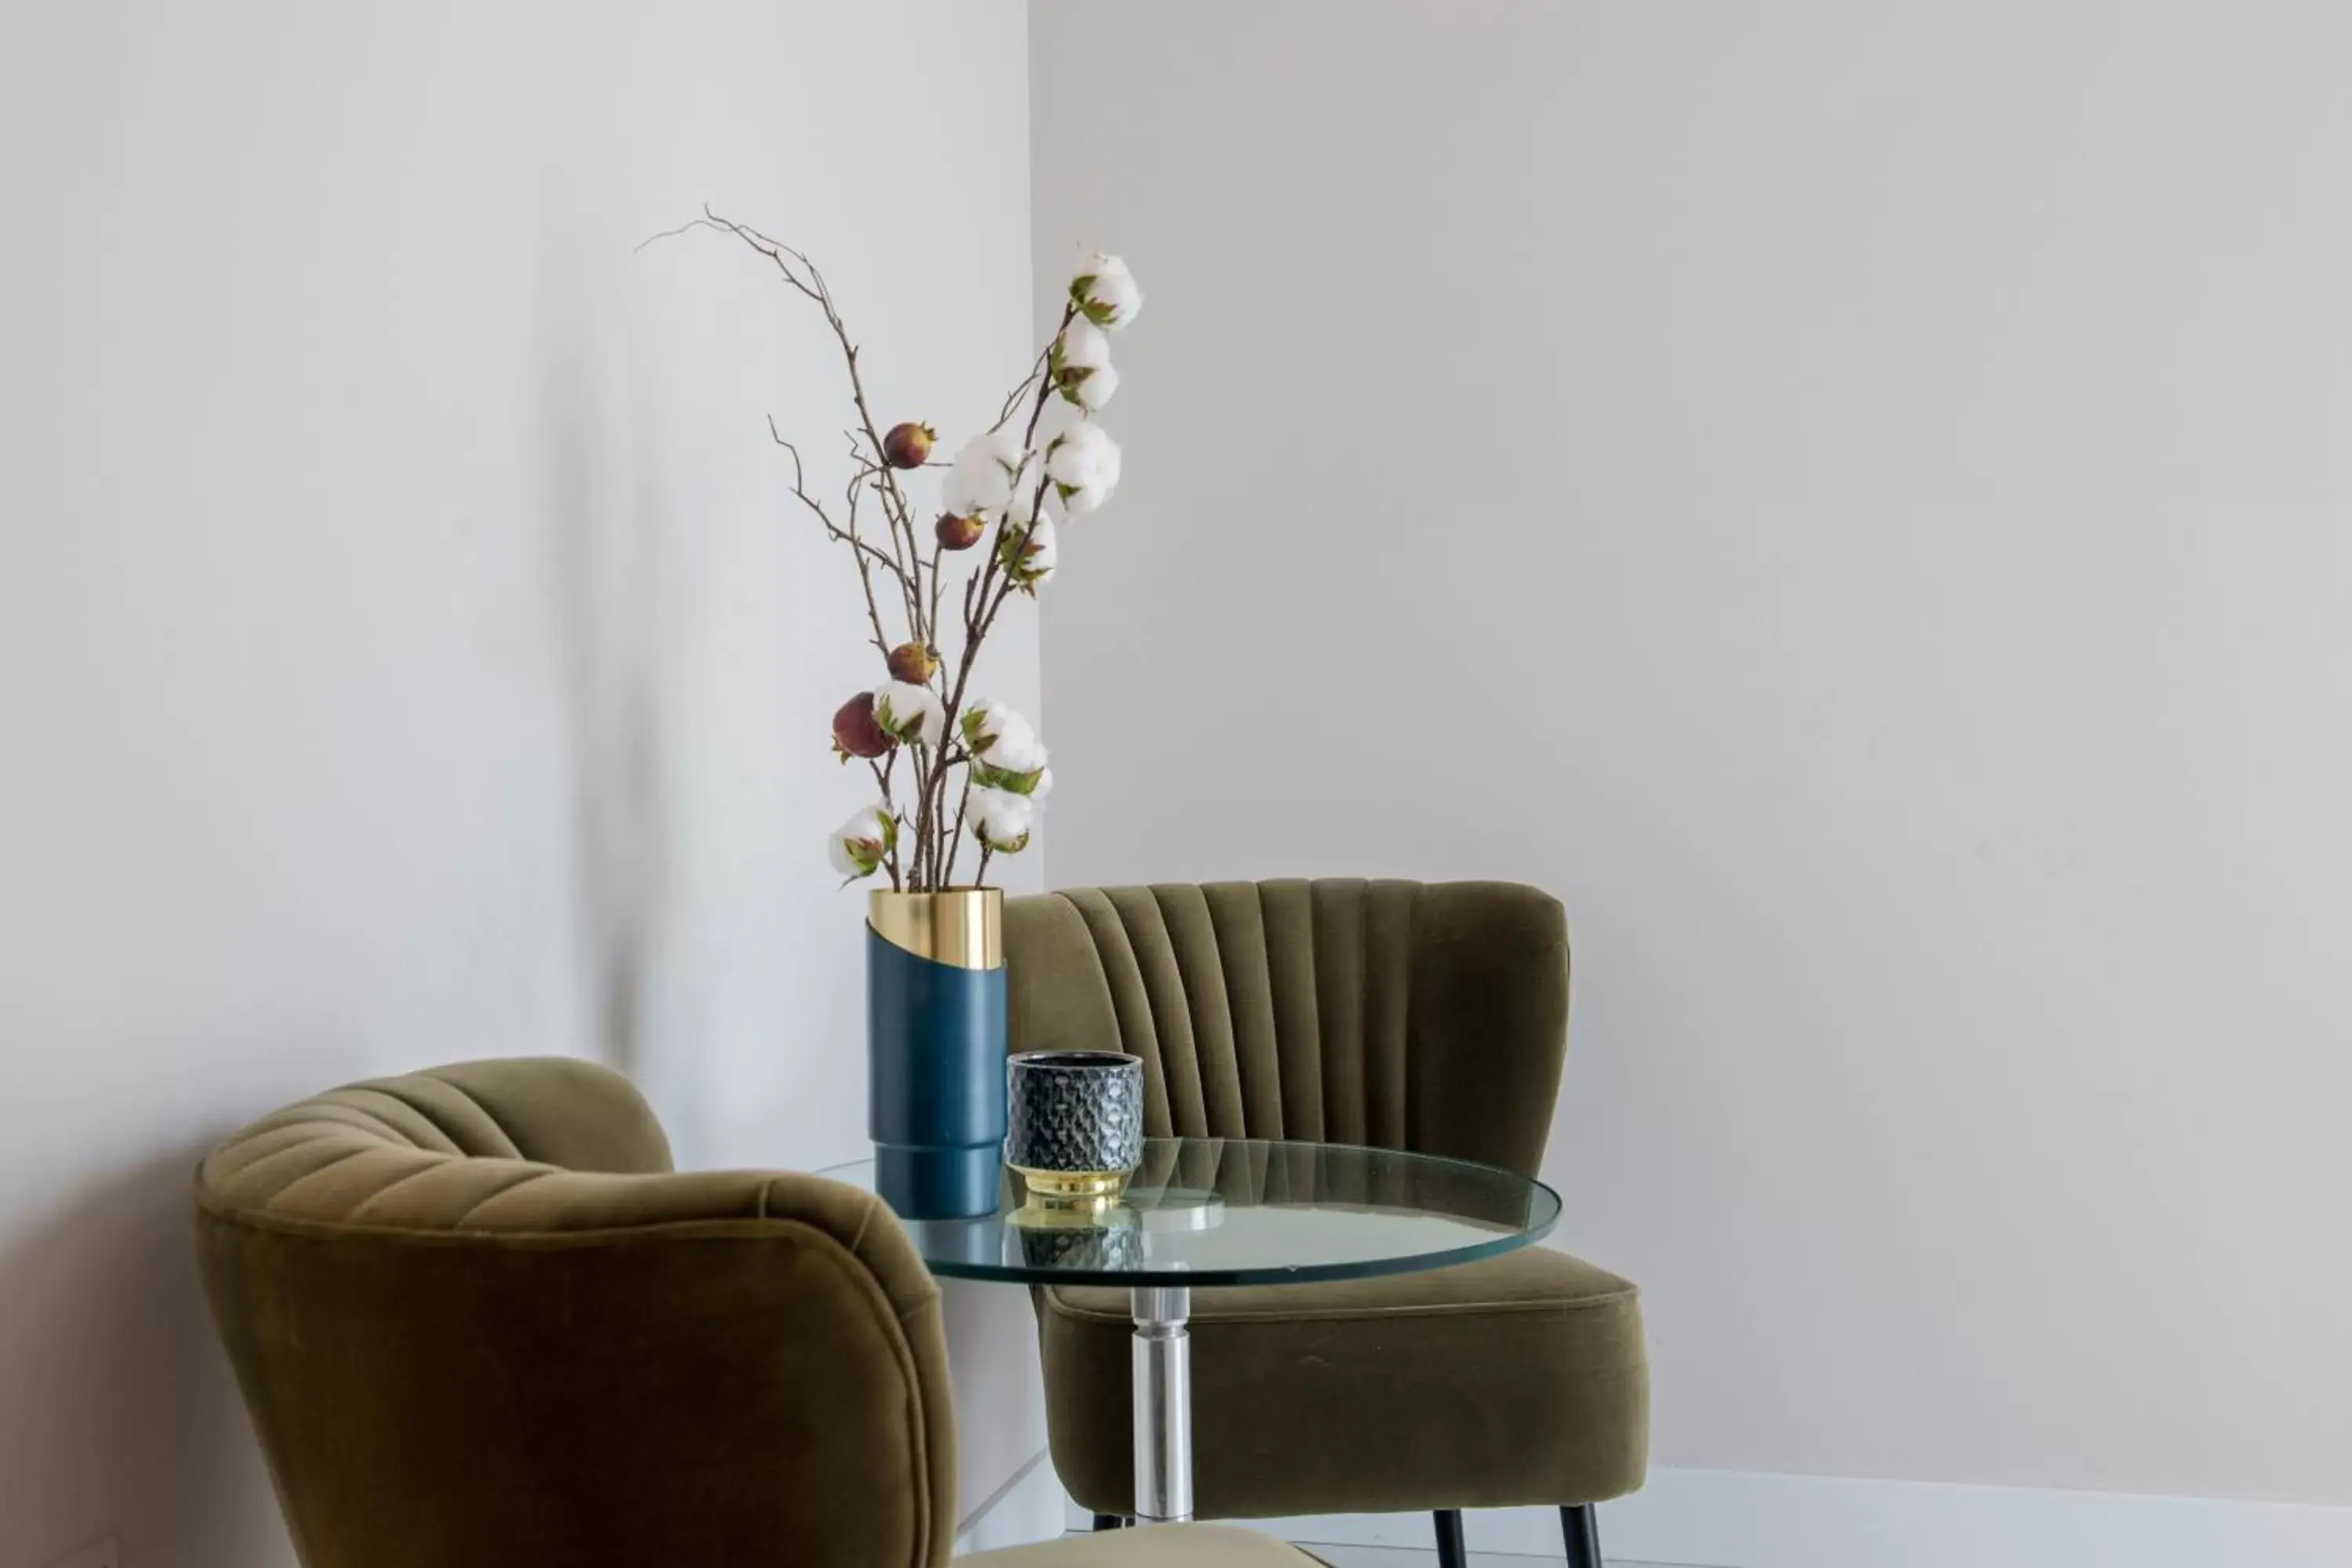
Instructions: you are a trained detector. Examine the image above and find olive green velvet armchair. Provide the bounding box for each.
[194,1057,1319,1568]
[1004,880,1648,1568]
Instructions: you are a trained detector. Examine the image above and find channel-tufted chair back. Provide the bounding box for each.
[1004,880,1570,1178]
[194,1058,956,1568]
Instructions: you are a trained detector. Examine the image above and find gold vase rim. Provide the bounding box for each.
[869,887,1002,970]
[867,886,1004,900]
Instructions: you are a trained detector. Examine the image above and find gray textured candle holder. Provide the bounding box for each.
[1004,1049,1145,1207]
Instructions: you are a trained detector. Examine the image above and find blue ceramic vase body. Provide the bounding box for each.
[867,890,1007,1219]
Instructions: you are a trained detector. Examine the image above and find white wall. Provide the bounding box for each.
[0,5,1042,1564]
[1030,0,2352,1508]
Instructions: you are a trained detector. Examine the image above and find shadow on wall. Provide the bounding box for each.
[539,186,682,1135]
[0,202,687,1568]
[0,1153,289,1568]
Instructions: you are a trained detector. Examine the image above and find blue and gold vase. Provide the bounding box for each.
[867,888,1007,1220]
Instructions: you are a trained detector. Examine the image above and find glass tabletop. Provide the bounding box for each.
[822,1137,1560,1287]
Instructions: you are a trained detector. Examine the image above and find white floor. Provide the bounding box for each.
[1064,1534,1673,1567]
[1291,1546,1668,1568]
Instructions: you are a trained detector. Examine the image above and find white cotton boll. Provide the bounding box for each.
[829,804,896,879]
[1071,253,1144,331]
[942,447,1004,519]
[961,697,1011,745]
[1029,765,1054,801]
[971,786,1035,853]
[942,429,1026,519]
[1044,422,1105,486]
[989,727,1048,776]
[872,681,944,746]
[997,515,1057,586]
[1055,477,1110,517]
[1073,363,1119,412]
[964,700,1049,778]
[962,699,1033,759]
[1046,422,1120,489]
[1059,318,1112,372]
[1054,318,1117,410]
[1046,422,1121,514]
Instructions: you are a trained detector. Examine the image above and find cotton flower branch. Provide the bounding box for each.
[654,212,1140,889]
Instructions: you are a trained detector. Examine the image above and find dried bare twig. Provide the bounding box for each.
[648,209,1077,891]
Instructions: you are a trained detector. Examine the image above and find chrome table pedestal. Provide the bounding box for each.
[1131,1285,1193,1523]
[823,1138,1563,1533]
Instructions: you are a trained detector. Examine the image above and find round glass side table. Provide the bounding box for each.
[823,1135,1562,1526]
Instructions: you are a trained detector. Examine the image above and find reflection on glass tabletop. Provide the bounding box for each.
[820,1137,1561,1287]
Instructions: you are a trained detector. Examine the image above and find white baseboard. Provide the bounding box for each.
[1236,1466,2352,1568]
[956,1446,1069,1554]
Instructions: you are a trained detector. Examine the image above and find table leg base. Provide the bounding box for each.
[1131,1285,1193,1523]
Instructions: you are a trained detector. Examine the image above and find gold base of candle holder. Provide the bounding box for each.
[1009,1167,1137,1227]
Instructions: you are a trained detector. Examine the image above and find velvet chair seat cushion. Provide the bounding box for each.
[1036,1246,1649,1519]
[1007,880,1649,1522]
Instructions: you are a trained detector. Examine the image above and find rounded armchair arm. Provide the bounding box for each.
[206,1055,677,1180]
[194,1058,955,1568]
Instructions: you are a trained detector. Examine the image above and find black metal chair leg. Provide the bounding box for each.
[1433,1508,1468,1568]
[1091,1512,1129,1530]
[1561,1503,1602,1567]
